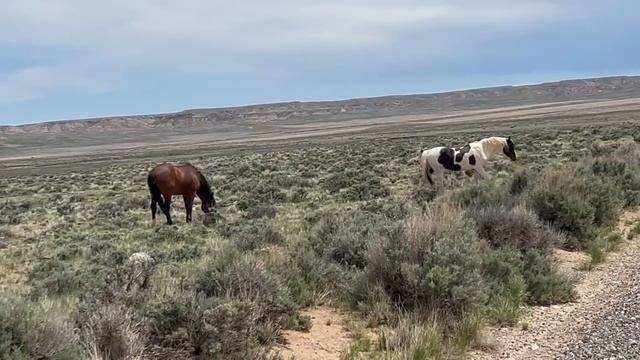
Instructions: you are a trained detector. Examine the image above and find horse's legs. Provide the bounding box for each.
[183,195,194,223]
[150,197,157,225]
[161,194,173,225]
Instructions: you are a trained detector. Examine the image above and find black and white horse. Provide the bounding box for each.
[418,136,516,186]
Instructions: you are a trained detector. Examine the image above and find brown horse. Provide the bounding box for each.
[147,163,216,225]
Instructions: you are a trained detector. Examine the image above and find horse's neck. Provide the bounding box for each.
[479,137,505,159]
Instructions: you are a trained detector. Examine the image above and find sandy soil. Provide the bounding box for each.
[273,306,352,360]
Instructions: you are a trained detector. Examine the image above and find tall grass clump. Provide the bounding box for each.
[77,303,147,360]
[375,317,448,360]
[0,299,80,359]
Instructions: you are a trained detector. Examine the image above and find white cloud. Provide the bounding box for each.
[0,0,577,104]
[0,1,568,55]
[0,65,113,105]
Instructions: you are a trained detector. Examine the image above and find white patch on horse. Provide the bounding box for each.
[418,136,516,186]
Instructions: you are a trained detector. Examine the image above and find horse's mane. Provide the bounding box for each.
[475,136,506,145]
[180,162,214,199]
[473,137,508,157]
[195,167,214,200]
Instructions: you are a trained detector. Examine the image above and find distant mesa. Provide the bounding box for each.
[1,75,639,135]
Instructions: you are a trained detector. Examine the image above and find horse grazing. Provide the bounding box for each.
[147,163,216,225]
[418,136,516,186]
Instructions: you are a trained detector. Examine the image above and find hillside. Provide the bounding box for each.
[2,75,640,135]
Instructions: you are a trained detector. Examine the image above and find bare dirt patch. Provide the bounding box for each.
[553,249,589,281]
[274,306,351,360]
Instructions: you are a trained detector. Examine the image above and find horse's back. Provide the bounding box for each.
[422,146,445,156]
[149,163,202,195]
[149,163,173,176]
[150,163,195,176]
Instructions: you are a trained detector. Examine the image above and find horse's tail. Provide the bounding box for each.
[421,153,434,186]
[425,161,434,185]
[147,174,164,209]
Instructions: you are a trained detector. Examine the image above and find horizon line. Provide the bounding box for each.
[3,73,638,127]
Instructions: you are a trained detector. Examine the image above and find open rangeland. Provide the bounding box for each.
[1,96,640,359]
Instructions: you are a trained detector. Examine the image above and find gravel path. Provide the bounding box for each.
[468,211,640,360]
[556,276,640,359]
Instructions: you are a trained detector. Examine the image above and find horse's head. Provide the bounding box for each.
[201,191,216,213]
[503,137,516,161]
[196,174,216,213]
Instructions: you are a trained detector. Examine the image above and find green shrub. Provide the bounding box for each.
[95,200,123,218]
[585,232,624,269]
[411,185,439,205]
[321,170,389,201]
[449,182,518,210]
[482,249,527,326]
[482,247,574,311]
[530,159,625,248]
[354,204,488,318]
[235,182,287,210]
[194,254,302,332]
[288,187,308,203]
[586,238,606,268]
[268,246,346,307]
[592,141,640,207]
[218,219,284,252]
[153,226,190,243]
[145,293,272,359]
[359,200,409,221]
[244,204,277,219]
[168,244,202,262]
[340,178,390,201]
[469,205,564,254]
[527,166,604,248]
[521,252,576,306]
[28,259,84,299]
[578,174,623,229]
[28,254,121,300]
[307,211,391,269]
[509,169,530,196]
[266,172,311,189]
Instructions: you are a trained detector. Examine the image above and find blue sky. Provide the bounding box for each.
[1,0,639,125]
